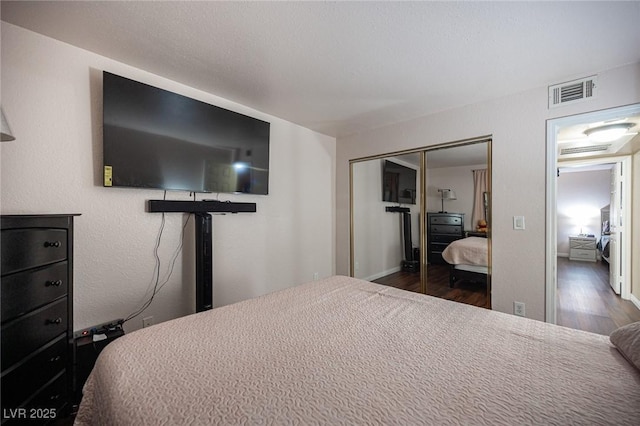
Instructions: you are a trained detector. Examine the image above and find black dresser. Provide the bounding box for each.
[426,212,464,264]
[1,215,77,423]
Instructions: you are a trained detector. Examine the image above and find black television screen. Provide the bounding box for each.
[103,72,270,194]
[382,160,417,204]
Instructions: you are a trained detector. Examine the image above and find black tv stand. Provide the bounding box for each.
[385,206,419,272]
[194,213,213,311]
[148,200,257,312]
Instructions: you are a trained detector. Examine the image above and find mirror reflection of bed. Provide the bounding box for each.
[350,140,490,309]
[443,236,488,289]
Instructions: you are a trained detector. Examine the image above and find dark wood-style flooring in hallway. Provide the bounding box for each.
[556,256,640,335]
[373,257,640,336]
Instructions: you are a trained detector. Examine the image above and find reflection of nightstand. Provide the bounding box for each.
[569,236,596,262]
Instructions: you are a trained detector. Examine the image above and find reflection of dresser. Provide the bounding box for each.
[569,235,597,262]
[1,215,77,420]
[427,213,464,264]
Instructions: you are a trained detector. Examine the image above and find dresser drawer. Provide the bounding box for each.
[1,262,68,323]
[429,215,462,226]
[429,242,451,253]
[1,335,67,408]
[3,372,70,425]
[569,238,596,250]
[1,229,68,275]
[1,298,68,370]
[570,248,596,261]
[430,234,462,244]
[431,224,462,235]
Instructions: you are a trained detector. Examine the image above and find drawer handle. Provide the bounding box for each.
[44,241,61,248]
[46,279,63,287]
[46,318,63,325]
[50,355,61,363]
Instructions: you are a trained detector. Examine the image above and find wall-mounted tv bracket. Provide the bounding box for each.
[385,206,419,272]
[148,200,257,312]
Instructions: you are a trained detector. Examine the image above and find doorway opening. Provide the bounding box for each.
[546,104,640,333]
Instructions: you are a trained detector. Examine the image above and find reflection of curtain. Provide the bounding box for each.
[472,169,488,228]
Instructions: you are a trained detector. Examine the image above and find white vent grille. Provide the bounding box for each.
[560,144,610,155]
[549,76,597,108]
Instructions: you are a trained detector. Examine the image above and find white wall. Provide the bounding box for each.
[0,23,336,332]
[336,62,640,321]
[426,163,487,231]
[556,169,610,256]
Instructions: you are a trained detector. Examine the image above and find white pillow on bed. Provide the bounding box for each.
[610,321,640,370]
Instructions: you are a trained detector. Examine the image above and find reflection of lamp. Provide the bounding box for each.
[1,108,16,142]
[438,188,456,213]
[584,123,634,143]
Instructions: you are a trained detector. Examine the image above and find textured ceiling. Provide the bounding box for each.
[2,1,640,138]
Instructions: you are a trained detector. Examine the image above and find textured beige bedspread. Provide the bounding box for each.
[442,236,488,266]
[75,276,640,425]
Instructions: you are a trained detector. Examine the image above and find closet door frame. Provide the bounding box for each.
[349,136,492,306]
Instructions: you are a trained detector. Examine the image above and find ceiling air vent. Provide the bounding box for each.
[549,76,597,109]
[560,144,610,156]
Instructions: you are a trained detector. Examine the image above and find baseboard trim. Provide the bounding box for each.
[364,266,401,282]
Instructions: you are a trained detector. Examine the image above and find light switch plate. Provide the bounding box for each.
[513,216,525,230]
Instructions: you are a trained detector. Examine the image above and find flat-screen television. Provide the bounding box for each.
[382,160,417,204]
[103,72,270,194]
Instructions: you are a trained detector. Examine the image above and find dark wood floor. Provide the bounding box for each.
[373,258,640,336]
[556,256,640,335]
[373,263,488,308]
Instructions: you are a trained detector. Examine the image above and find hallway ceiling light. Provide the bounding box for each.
[583,123,635,143]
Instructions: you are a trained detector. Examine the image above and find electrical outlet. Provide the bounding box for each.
[514,302,526,317]
[355,261,360,271]
[142,316,154,328]
[313,272,319,281]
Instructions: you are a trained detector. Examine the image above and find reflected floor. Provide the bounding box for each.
[372,263,488,308]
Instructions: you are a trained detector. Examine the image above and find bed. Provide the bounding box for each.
[75,276,640,425]
[598,234,611,263]
[441,236,488,288]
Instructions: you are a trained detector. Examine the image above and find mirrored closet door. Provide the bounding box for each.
[350,139,492,309]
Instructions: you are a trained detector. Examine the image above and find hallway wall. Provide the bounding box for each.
[556,168,611,257]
